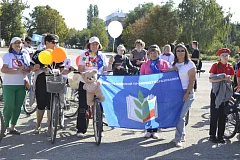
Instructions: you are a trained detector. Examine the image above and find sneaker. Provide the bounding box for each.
[237,134,240,141]
[175,141,183,147]
[76,132,85,138]
[46,129,51,137]
[194,89,197,92]
[218,138,226,144]
[144,132,152,138]
[209,136,218,143]
[152,132,159,139]
[9,129,21,135]
[101,132,104,137]
[181,136,186,142]
[33,127,41,134]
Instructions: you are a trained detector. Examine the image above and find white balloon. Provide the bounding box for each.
[107,21,123,39]
[0,57,3,70]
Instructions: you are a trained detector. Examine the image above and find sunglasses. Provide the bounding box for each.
[176,50,185,52]
[26,41,31,43]
[51,41,59,44]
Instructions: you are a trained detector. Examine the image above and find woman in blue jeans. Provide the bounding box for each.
[171,44,196,147]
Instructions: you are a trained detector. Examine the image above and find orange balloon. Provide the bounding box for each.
[52,47,67,63]
[76,55,80,66]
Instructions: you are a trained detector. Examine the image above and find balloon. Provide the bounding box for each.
[107,21,123,39]
[52,47,67,63]
[0,57,3,69]
[76,55,80,66]
[39,50,53,65]
[45,49,53,54]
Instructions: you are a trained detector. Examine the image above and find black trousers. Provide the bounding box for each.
[147,129,158,133]
[35,72,51,110]
[209,91,226,139]
[76,81,88,133]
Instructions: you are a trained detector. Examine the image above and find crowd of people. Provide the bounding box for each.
[1,33,239,148]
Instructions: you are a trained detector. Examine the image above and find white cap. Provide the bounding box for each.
[89,36,101,44]
[10,37,22,44]
[117,45,126,51]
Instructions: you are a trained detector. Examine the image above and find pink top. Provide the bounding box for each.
[140,59,169,75]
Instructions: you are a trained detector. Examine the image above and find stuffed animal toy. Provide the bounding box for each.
[81,69,105,106]
[69,73,81,89]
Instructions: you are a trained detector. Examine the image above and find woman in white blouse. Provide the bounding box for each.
[171,44,196,147]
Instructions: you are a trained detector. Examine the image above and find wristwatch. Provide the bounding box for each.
[188,91,191,94]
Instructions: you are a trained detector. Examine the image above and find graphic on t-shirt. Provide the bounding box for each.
[12,59,23,69]
[82,56,98,68]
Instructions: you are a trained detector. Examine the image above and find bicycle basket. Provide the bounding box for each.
[46,75,66,93]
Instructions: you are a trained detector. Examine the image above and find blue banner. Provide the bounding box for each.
[32,34,42,42]
[99,71,184,129]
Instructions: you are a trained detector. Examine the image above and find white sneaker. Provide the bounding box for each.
[152,132,159,139]
[144,132,152,138]
[175,141,183,147]
[76,132,85,138]
[101,132,104,137]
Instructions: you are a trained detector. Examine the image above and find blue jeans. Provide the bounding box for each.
[175,89,194,141]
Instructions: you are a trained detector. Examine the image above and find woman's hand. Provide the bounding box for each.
[224,75,232,83]
[183,92,190,102]
[117,66,123,70]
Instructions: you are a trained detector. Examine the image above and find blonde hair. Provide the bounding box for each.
[164,44,171,52]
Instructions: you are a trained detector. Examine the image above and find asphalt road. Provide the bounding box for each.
[0,48,239,160]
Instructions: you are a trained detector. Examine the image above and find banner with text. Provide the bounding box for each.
[99,71,184,129]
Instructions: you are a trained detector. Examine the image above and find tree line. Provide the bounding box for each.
[0,0,239,55]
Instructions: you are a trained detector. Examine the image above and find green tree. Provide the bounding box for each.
[90,17,109,48]
[87,4,99,29]
[26,5,69,43]
[122,2,179,48]
[0,0,28,44]
[124,2,154,27]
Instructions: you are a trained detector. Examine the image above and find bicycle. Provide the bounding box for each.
[0,111,5,143]
[46,71,66,144]
[64,84,78,118]
[73,71,105,145]
[224,92,240,139]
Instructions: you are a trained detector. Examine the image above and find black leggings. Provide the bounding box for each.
[76,81,88,133]
[35,72,51,110]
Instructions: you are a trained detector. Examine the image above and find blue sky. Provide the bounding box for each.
[23,0,239,30]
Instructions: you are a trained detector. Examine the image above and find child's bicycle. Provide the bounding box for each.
[224,92,240,139]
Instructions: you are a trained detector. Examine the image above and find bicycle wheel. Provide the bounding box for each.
[23,89,37,115]
[50,95,59,144]
[0,111,5,142]
[64,89,78,118]
[93,98,103,145]
[224,112,239,139]
[0,76,3,101]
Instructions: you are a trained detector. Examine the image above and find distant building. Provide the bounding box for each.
[104,10,126,50]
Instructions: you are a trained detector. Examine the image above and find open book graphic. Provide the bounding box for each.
[126,93,158,123]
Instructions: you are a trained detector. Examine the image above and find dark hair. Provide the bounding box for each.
[25,36,32,42]
[192,41,198,47]
[172,44,190,66]
[8,44,13,53]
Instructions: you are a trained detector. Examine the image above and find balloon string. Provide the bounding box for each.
[112,38,115,54]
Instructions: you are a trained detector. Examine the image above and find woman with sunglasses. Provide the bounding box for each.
[209,48,234,144]
[1,37,31,135]
[140,44,170,139]
[171,44,196,147]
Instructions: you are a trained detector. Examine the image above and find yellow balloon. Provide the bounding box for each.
[39,50,53,65]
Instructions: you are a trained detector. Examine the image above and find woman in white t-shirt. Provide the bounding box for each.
[76,36,109,137]
[171,44,196,147]
[1,37,30,135]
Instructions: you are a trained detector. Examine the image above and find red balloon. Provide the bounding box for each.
[76,55,80,66]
